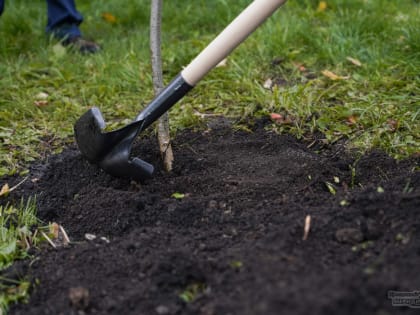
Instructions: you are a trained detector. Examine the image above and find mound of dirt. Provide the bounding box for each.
[3,123,419,315]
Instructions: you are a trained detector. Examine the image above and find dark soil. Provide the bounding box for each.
[2,122,419,315]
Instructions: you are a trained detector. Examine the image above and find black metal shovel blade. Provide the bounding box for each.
[74,107,154,180]
[74,107,108,162]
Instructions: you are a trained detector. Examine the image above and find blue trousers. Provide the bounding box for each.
[0,0,83,38]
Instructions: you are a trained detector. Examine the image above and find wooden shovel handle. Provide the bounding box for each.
[181,0,287,86]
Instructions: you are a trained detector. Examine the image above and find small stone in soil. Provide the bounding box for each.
[155,305,170,314]
[68,286,90,310]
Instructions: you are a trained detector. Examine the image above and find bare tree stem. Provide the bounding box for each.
[150,0,173,172]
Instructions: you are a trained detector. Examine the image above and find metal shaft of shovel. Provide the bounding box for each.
[74,0,287,181]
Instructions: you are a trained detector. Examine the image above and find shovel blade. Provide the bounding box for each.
[74,107,109,162]
[74,107,154,181]
[74,107,141,162]
[99,137,155,180]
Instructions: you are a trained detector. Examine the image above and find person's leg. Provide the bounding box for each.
[46,0,100,53]
[46,0,83,39]
[0,0,4,16]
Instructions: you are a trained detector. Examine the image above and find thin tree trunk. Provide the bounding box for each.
[150,0,173,172]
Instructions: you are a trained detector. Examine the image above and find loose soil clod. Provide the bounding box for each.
[3,124,419,315]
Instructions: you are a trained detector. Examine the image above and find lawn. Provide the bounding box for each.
[0,0,419,312]
[1,0,419,176]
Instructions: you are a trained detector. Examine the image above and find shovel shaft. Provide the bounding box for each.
[181,0,287,86]
[135,74,192,127]
[135,0,287,125]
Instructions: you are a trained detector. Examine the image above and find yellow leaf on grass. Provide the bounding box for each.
[346,57,362,67]
[321,70,350,80]
[317,1,327,12]
[0,183,10,197]
[102,12,117,24]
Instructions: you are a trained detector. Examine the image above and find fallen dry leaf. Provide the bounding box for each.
[292,62,306,72]
[386,119,399,132]
[346,57,362,67]
[347,115,358,125]
[51,223,60,239]
[34,100,48,107]
[270,113,283,120]
[270,113,293,125]
[102,12,117,24]
[317,1,327,12]
[321,70,350,80]
[263,78,273,89]
[0,177,29,197]
[0,183,10,197]
[35,92,49,100]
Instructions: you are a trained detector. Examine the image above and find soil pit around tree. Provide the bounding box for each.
[2,121,419,315]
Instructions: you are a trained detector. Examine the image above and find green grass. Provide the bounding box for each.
[0,0,419,177]
[0,200,38,268]
[0,199,45,313]
[0,1,419,309]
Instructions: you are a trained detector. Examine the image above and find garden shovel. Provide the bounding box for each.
[74,0,287,181]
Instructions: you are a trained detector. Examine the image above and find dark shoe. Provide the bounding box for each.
[63,36,101,54]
